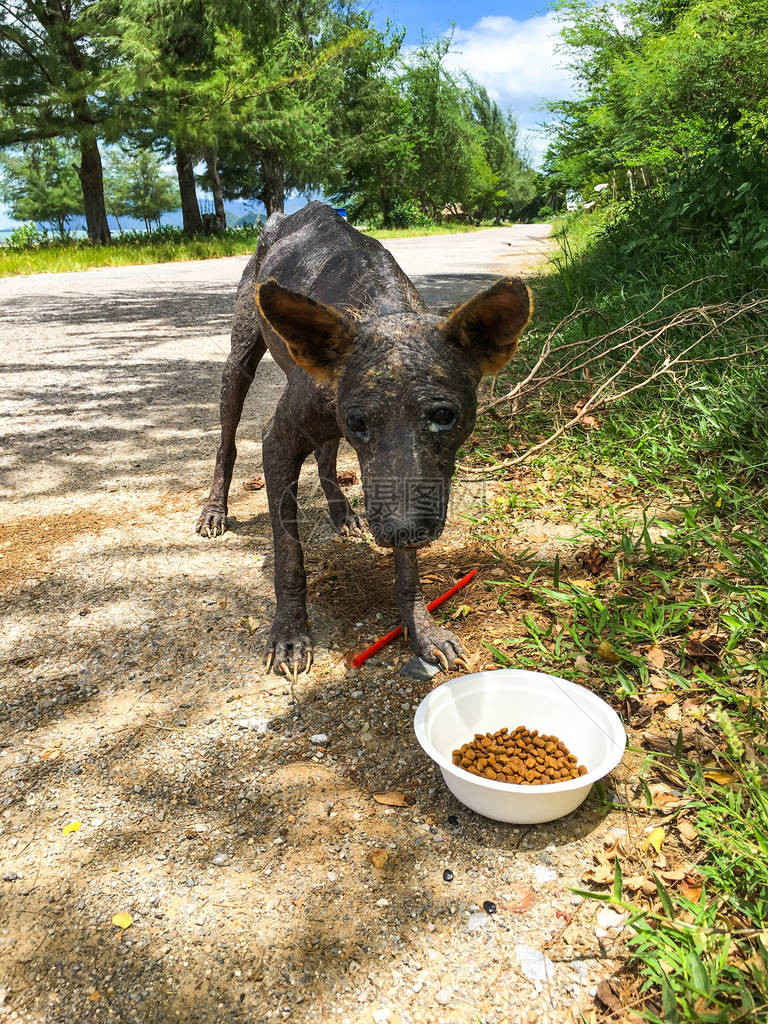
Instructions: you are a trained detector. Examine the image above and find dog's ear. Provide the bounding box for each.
[442,277,532,376]
[255,279,355,381]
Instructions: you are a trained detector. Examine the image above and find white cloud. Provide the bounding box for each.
[442,13,576,164]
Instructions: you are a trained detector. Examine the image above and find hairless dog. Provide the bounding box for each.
[197,203,531,682]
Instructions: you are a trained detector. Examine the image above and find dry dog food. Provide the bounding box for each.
[452,726,588,785]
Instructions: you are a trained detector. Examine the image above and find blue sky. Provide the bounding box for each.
[0,2,573,229]
[371,0,574,162]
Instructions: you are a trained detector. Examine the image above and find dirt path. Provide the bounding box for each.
[1,225,632,1024]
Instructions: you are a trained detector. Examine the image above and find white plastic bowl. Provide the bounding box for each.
[413,669,626,824]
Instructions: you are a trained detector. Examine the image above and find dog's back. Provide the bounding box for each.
[232,203,426,376]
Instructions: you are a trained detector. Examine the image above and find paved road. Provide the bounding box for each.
[0,224,551,518]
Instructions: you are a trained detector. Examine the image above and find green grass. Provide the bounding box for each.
[0,225,264,277]
[0,218,507,277]
[464,201,768,1021]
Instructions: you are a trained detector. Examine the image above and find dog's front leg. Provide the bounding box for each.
[262,411,314,681]
[393,547,469,671]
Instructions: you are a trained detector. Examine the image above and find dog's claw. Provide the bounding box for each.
[306,651,313,673]
[432,647,450,671]
[292,664,299,687]
[279,660,290,677]
[403,625,409,643]
[265,651,274,673]
[455,656,471,672]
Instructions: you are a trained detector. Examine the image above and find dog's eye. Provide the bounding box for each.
[346,412,368,437]
[427,406,457,431]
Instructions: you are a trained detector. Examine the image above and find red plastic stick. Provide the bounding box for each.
[350,568,478,668]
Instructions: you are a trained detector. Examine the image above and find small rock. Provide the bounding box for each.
[533,865,557,883]
[435,988,452,1006]
[4,872,19,882]
[515,944,554,989]
[483,900,497,915]
[399,657,440,680]
[212,853,228,867]
[596,906,627,931]
[69,763,83,775]
[310,733,329,745]
[443,869,454,883]
[467,912,491,931]
[372,1010,390,1023]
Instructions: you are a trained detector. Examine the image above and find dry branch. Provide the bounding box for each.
[465,284,768,474]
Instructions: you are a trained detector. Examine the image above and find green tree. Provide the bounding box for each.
[0,0,119,243]
[545,0,768,194]
[468,85,536,222]
[104,148,178,233]
[0,140,83,237]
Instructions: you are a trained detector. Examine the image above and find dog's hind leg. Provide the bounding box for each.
[314,438,364,535]
[197,331,266,538]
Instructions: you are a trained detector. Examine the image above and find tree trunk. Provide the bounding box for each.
[175,148,203,233]
[205,150,227,232]
[260,151,285,216]
[73,135,111,245]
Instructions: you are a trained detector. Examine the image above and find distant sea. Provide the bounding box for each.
[0,193,320,238]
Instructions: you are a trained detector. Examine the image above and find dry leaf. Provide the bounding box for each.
[646,645,666,669]
[370,849,389,868]
[678,819,699,843]
[595,979,622,1014]
[62,821,82,835]
[642,827,666,854]
[112,912,133,930]
[704,769,737,786]
[686,630,725,659]
[88,992,102,1002]
[623,874,657,895]
[568,579,595,591]
[451,604,472,620]
[646,691,677,708]
[337,470,358,486]
[242,476,265,491]
[649,673,669,690]
[507,887,536,913]
[574,655,590,674]
[597,640,621,663]
[583,864,614,886]
[372,791,413,807]
[648,783,686,809]
[680,875,702,903]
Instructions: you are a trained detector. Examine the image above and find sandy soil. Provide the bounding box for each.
[1,225,636,1024]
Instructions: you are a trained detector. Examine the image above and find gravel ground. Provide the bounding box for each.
[1,226,635,1024]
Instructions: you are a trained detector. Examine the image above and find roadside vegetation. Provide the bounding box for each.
[0,220,503,277]
[459,0,768,1013]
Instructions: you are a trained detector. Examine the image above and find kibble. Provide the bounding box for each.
[451,726,588,785]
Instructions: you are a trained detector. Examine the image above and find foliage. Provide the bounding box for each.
[0,223,262,275]
[0,140,83,237]
[104,148,178,233]
[545,0,768,195]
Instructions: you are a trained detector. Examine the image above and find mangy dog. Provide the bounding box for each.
[197,203,531,680]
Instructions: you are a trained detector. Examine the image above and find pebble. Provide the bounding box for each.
[236,717,268,733]
[310,734,329,745]
[212,853,228,866]
[4,872,19,882]
[399,657,440,680]
[483,900,497,915]
[467,912,491,931]
[596,907,627,931]
[515,945,555,989]
[434,988,452,1006]
[533,865,557,883]
[443,869,454,883]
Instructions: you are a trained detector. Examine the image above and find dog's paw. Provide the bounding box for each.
[406,623,470,672]
[265,621,313,682]
[196,503,228,538]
